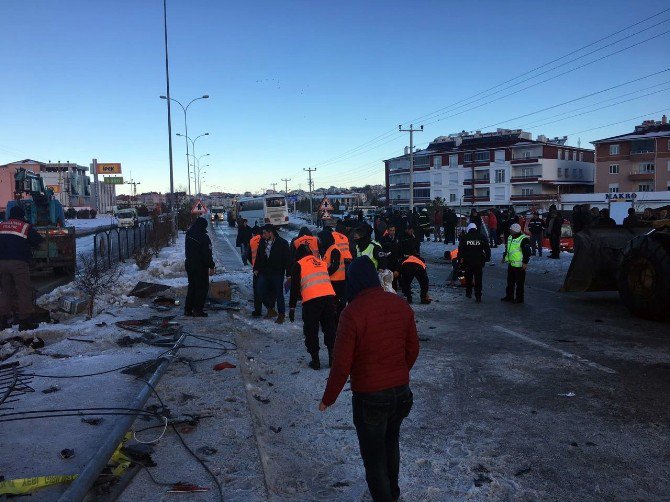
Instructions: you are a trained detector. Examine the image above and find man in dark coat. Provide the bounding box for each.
[444,208,457,245]
[457,222,491,302]
[319,256,419,502]
[184,217,216,317]
[0,206,44,330]
[235,218,253,265]
[545,207,563,259]
[254,224,290,323]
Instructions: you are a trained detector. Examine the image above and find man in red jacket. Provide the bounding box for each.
[320,256,419,502]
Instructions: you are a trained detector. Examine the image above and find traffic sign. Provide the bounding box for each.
[191,199,208,214]
[319,196,335,212]
[103,176,124,184]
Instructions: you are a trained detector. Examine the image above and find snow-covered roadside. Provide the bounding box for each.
[67,216,118,231]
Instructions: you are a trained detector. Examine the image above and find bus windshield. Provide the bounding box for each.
[266,196,286,208]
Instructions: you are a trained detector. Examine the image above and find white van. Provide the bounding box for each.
[116,208,138,228]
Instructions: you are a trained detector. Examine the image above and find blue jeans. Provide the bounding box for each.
[258,272,285,314]
[488,227,497,247]
[352,385,413,502]
[239,243,249,265]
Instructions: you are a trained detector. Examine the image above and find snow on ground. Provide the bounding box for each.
[66,216,118,232]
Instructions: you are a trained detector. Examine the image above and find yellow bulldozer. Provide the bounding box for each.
[562,219,670,320]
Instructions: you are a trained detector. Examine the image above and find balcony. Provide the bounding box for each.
[628,172,654,181]
[510,176,540,183]
[462,179,490,185]
[511,157,541,165]
[463,161,490,168]
[510,194,555,201]
[463,196,490,203]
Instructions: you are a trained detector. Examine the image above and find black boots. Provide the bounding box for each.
[308,353,321,370]
[328,349,333,368]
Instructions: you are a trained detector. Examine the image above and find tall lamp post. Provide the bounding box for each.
[160,95,209,196]
[177,132,209,194]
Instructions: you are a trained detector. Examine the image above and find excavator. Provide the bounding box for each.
[562,218,670,320]
[4,168,76,278]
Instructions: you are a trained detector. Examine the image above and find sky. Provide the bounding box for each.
[1,0,669,196]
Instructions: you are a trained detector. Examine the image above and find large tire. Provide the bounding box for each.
[618,232,670,320]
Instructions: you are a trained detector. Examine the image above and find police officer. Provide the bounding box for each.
[0,206,44,331]
[184,216,216,317]
[457,222,491,302]
[501,223,532,304]
[288,244,338,370]
[353,223,386,270]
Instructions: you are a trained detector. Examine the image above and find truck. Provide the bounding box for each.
[210,206,225,222]
[4,168,76,278]
[562,219,670,320]
[116,208,138,228]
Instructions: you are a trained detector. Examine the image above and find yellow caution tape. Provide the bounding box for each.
[0,475,78,495]
[0,432,135,495]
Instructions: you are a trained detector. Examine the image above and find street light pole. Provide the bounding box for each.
[162,0,175,210]
[160,95,209,197]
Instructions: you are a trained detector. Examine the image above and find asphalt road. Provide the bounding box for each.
[210,223,669,500]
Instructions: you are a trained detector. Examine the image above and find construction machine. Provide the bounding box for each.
[562,221,670,320]
[4,168,76,278]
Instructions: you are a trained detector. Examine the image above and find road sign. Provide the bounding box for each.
[96,163,122,174]
[319,196,335,212]
[103,176,124,184]
[191,199,208,214]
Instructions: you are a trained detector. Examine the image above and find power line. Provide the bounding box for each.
[566,107,670,136]
[281,178,291,193]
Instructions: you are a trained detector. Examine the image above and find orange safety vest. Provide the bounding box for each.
[402,255,426,269]
[323,244,346,282]
[250,235,261,266]
[450,248,458,261]
[298,256,335,302]
[332,231,353,260]
[294,235,319,256]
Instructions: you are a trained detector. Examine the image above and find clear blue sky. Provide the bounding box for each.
[1,0,669,195]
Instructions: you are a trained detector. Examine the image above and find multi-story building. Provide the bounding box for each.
[385,128,595,211]
[41,162,91,208]
[592,115,670,194]
[136,192,167,210]
[0,159,47,211]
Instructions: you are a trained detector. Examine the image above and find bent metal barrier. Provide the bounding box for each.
[90,214,175,270]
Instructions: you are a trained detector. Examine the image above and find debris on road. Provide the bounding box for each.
[213,361,236,371]
[128,281,172,298]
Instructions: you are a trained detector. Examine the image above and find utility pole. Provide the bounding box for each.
[304,168,316,223]
[271,182,277,192]
[399,124,423,213]
[281,178,291,194]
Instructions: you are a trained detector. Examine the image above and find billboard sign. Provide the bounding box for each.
[103,176,124,185]
[96,163,122,174]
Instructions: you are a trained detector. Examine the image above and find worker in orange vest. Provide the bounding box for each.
[290,227,319,262]
[288,244,338,370]
[399,254,431,304]
[249,230,273,318]
[318,229,350,319]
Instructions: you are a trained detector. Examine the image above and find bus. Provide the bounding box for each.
[236,195,289,227]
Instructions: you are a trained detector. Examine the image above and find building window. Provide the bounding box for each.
[572,168,578,178]
[638,184,652,192]
[579,152,584,161]
[609,184,619,193]
[464,188,473,196]
[557,168,562,178]
[609,164,619,174]
[464,152,472,162]
[475,151,489,162]
[494,169,505,183]
[449,154,458,168]
[449,193,456,202]
[522,167,534,177]
[433,156,442,168]
[521,188,534,196]
[639,163,655,173]
[579,168,583,179]
[523,151,531,159]
[413,188,430,198]
[558,149,563,159]
[610,144,620,155]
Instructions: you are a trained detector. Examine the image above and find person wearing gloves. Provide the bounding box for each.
[319,256,419,502]
[318,229,348,319]
[501,223,532,304]
[288,244,338,369]
[184,216,216,317]
[457,222,491,303]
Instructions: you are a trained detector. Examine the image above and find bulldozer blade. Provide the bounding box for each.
[561,226,650,293]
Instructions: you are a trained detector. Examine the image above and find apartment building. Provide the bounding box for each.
[385,128,594,211]
[592,115,670,194]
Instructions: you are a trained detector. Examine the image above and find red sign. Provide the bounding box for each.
[191,199,208,214]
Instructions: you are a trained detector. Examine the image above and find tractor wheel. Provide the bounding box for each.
[618,233,670,320]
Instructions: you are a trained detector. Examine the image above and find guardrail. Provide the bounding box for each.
[90,213,175,269]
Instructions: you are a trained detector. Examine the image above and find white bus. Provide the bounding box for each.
[236,195,289,227]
